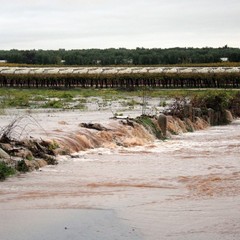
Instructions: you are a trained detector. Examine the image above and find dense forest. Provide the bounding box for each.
[1,46,240,65]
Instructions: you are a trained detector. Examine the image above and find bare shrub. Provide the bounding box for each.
[0,115,46,143]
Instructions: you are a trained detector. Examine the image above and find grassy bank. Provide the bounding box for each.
[0,88,239,110]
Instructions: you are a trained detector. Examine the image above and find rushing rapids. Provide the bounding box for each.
[0,112,240,239]
[0,104,230,177]
[54,120,154,152]
[48,115,211,154]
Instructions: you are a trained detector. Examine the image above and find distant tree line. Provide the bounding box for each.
[1,46,240,65]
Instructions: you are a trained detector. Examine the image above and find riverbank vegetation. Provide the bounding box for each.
[0,162,15,181]
[0,88,239,111]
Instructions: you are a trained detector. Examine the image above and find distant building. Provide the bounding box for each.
[0,60,7,63]
[220,57,229,62]
[60,60,66,64]
[123,59,133,64]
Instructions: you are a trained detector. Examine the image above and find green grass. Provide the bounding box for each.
[136,115,162,139]
[0,162,16,181]
[41,100,64,109]
[121,99,140,107]
[0,88,239,109]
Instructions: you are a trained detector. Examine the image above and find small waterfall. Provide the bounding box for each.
[53,120,155,153]
[167,116,210,135]
[51,114,216,154]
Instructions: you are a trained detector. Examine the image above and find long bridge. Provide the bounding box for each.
[1,66,240,74]
[0,66,240,89]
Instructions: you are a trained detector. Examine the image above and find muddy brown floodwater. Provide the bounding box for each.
[0,116,240,240]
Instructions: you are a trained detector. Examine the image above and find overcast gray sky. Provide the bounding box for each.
[0,0,239,50]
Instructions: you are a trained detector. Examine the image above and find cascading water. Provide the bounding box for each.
[0,112,240,240]
[52,120,155,153]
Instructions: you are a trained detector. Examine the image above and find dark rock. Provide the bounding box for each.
[208,108,215,125]
[0,143,13,153]
[192,108,202,121]
[13,148,34,160]
[157,114,167,137]
[42,154,58,165]
[79,123,108,131]
[224,110,233,123]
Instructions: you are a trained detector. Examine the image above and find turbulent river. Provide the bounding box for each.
[0,114,240,240]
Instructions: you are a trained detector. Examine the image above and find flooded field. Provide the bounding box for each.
[0,111,240,240]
